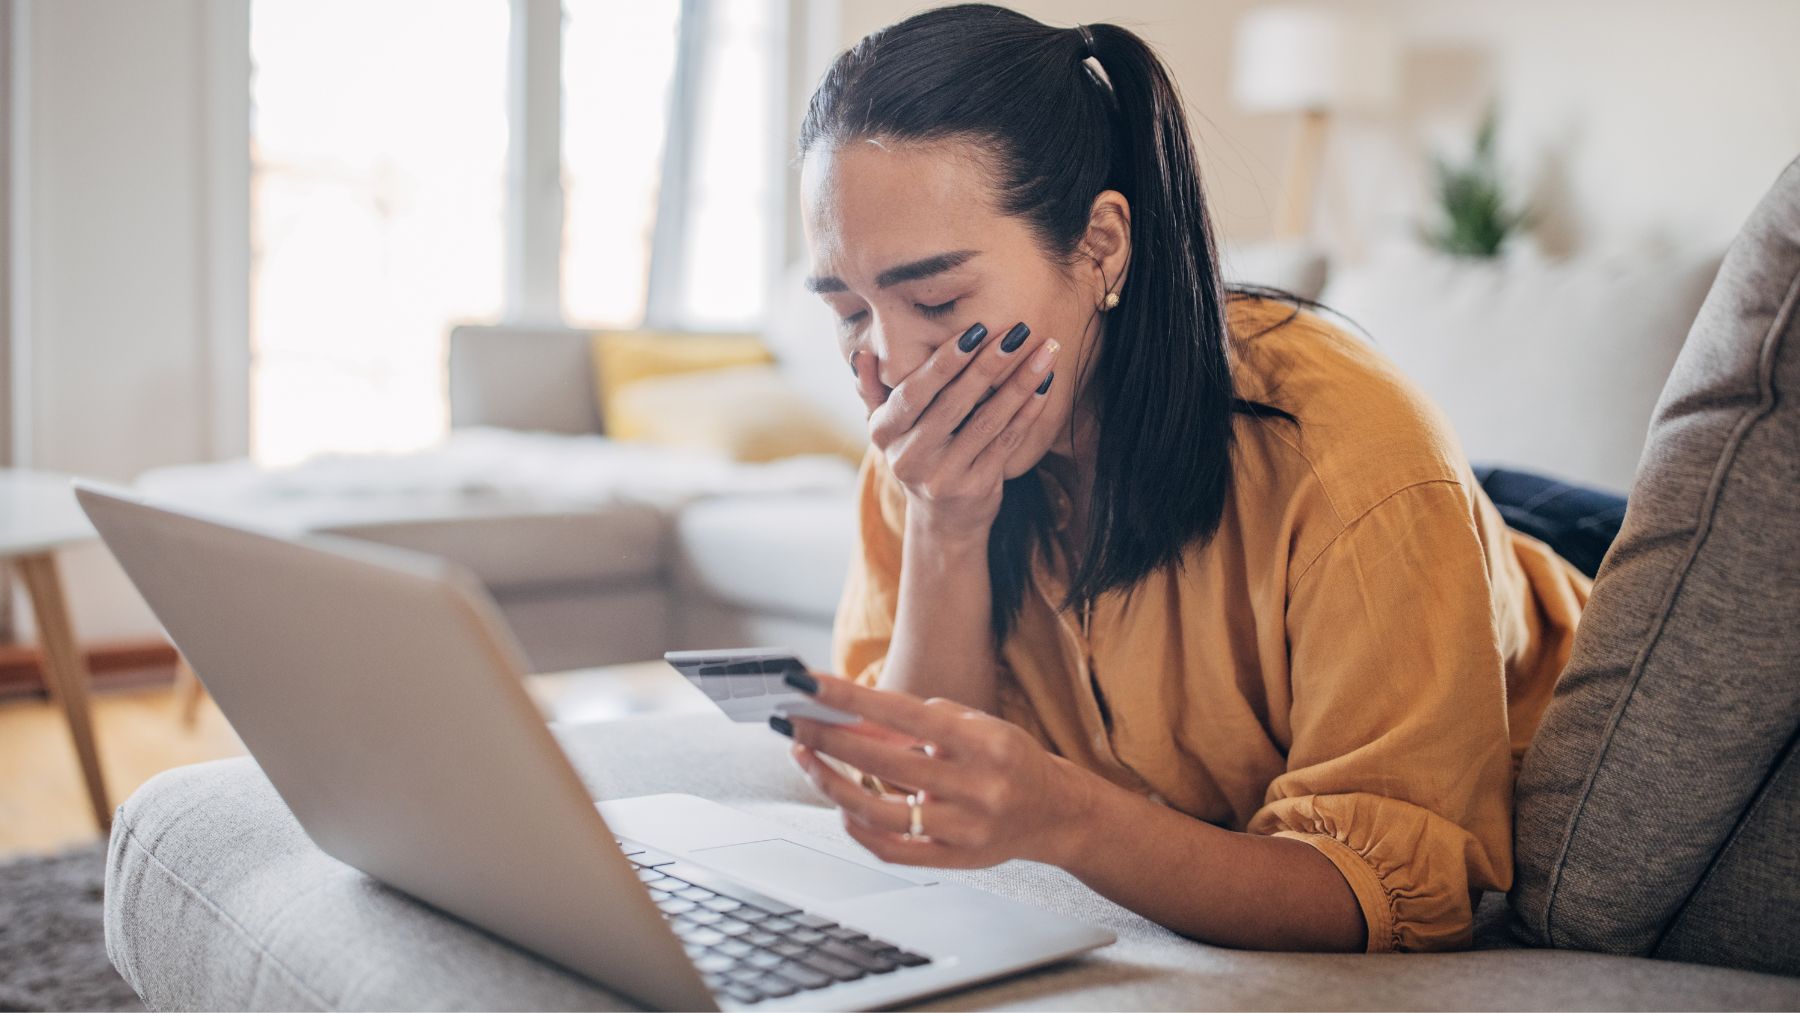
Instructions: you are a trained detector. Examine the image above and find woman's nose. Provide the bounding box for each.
[850,350,885,407]
[866,321,926,391]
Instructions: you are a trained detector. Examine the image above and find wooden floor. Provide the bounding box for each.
[0,683,244,859]
[0,661,713,861]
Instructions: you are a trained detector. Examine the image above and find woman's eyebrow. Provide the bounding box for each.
[805,249,980,293]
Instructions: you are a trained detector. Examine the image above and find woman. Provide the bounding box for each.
[774,4,1590,954]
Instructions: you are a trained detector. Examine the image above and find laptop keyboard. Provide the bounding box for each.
[617,837,932,1005]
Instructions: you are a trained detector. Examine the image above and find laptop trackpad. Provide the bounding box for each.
[690,839,914,903]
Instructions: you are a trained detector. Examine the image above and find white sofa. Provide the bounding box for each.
[136,241,1720,675]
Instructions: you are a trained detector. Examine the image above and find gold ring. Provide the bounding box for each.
[905,792,925,840]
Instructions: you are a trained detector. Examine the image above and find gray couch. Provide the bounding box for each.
[105,718,1799,1010]
[102,162,1800,1007]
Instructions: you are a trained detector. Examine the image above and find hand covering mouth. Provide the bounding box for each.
[953,386,1000,435]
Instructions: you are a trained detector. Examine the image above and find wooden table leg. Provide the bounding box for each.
[15,551,112,832]
[173,655,206,728]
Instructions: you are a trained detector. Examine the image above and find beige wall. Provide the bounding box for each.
[824,0,1800,259]
[827,0,1289,250]
[11,0,245,641]
[1329,0,1800,259]
[23,0,213,480]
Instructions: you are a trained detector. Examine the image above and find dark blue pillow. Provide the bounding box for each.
[1473,466,1627,578]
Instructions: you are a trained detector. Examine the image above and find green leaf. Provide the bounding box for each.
[1420,104,1528,258]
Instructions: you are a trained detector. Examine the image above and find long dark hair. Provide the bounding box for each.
[800,4,1303,643]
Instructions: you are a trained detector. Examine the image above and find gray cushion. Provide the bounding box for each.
[672,491,855,622]
[1509,156,1800,971]
[320,503,667,591]
[449,325,604,436]
[106,714,1800,1011]
[1654,739,1800,974]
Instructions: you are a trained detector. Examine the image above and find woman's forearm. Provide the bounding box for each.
[1058,764,1368,952]
[875,512,1000,713]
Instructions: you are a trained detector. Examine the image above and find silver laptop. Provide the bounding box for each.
[75,481,1113,1011]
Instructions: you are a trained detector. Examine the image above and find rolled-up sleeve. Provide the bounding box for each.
[1246,480,1516,953]
[831,446,905,688]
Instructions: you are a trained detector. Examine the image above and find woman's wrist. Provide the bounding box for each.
[904,507,993,561]
[1038,754,1128,869]
[888,499,1000,713]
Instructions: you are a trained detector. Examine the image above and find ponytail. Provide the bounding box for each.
[1068,23,1238,613]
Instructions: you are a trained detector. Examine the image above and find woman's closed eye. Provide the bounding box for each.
[835,299,961,330]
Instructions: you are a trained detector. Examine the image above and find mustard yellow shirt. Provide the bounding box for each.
[831,296,1591,953]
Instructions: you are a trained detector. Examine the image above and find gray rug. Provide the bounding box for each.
[0,841,144,1012]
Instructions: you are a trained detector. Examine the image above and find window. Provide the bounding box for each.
[562,0,782,330]
[248,0,786,466]
[668,0,781,329]
[559,1,681,327]
[248,0,509,467]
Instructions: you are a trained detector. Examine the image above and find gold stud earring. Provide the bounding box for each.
[1102,291,1120,311]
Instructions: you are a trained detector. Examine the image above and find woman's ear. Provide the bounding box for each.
[1081,190,1132,306]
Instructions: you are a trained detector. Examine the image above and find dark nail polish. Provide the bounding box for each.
[957,322,988,353]
[1000,322,1030,353]
[769,715,794,737]
[1036,371,1054,395]
[784,669,820,695]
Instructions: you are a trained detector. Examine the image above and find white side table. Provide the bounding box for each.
[0,470,110,830]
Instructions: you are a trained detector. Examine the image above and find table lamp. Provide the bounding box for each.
[1233,5,1399,238]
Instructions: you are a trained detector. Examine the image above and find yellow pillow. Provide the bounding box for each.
[610,364,865,464]
[591,330,773,437]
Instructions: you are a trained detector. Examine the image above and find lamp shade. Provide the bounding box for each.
[1232,6,1399,113]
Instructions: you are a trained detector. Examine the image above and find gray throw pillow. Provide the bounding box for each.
[1508,156,1800,975]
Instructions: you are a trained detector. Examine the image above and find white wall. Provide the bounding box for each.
[10,0,247,641]
[826,0,1800,259]
[1324,0,1800,259]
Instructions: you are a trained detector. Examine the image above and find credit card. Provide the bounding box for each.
[663,648,860,725]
